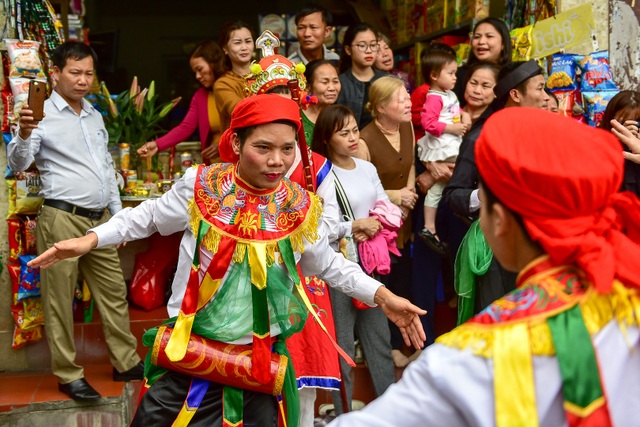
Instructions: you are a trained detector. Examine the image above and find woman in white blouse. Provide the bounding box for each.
[311,104,396,415]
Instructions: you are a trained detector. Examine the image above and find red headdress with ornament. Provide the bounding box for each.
[220,30,317,190]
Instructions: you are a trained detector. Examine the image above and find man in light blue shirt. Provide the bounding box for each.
[8,41,143,402]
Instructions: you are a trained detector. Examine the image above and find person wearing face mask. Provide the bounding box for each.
[214,21,255,132]
[374,33,413,93]
[288,4,340,65]
[453,18,512,106]
[337,23,388,129]
[137,40,226,164]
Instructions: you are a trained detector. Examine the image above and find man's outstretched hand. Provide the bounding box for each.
[374,287,427,350]
[28,233,99,269]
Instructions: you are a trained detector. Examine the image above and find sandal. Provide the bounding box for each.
[419,228,447,255]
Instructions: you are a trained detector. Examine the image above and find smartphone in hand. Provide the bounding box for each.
[28,80,46,121]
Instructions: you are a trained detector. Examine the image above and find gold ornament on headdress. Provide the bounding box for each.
[245,30,307,97]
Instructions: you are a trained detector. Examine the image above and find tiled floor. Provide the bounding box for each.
[0,305,166,414]
[0,364,139,413]
[0,299,457,416]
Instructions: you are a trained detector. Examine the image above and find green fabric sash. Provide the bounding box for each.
[454,220,493,325]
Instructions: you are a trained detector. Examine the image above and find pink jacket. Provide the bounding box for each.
[359,200,403,275]
[156,87,210,151]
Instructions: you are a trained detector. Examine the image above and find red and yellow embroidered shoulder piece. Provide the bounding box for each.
[189,163,323,258]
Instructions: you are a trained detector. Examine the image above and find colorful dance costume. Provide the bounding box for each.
[330,106,640,426]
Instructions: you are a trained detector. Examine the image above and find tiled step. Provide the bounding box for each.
[0,305,167,424]
[0,364,144,425]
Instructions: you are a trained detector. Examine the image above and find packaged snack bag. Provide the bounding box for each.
[453,43,470,64]
[14,171,43,215]
[12,324,43,349]
[575,51,618,92]
[22,216,37,254]
[510,25,533,62]
[11,302,24,328]
[4,39,45,78]
[18,254,40,300]
[10,298,43,331]
[7,218,24,263]
[582,91,617,127]
[2,86,13,132]
[547,53,579,92]
[6,178,16,219]
[8,262,21,305]
[22,297,45,329]
[8,76,30,122]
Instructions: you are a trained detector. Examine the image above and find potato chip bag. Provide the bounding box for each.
[8,76,30,122]
[510,25,533,62]
[12,324,43,349]
[575,51,618,92]
[8,261,21,305]
[547,53,579,92]
[18,254,40,300]
[14,171,43,215]
[7,218,23,263]
[6,178,16,219]
[582,91,618,127]
[2,85,13,133]
[11,301,23,327]
[554,90,587,123]
[22,297,45,329]
[4,39,45,78]
[453,43,470,64]
[22,216,38,254]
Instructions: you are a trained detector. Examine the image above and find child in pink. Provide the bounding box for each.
[417,49,470,254]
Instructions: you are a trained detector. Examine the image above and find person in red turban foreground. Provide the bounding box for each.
[329,107,640,427]
[28,94,426,427]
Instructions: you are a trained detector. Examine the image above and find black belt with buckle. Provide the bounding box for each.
[43,199,105,221]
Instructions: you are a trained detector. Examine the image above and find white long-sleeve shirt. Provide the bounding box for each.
[332,157,390,239]
[91,166,381,325]
[7,91,122,214]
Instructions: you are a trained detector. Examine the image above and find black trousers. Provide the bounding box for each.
[380,244,414,350]
[131,371,278,427]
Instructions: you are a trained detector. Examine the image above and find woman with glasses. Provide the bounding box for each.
[337,23,388,129]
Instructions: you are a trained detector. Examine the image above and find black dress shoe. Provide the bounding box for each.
[58,378,101,402]
[113,361,145,381]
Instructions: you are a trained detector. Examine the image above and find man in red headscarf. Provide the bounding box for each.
[29,94,426,427]
[329,108,640,427]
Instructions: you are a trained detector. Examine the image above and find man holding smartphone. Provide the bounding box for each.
[7,41,143,402]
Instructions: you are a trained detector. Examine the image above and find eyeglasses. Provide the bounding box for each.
[351,42,380,52]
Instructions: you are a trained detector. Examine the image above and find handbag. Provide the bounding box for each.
[334,172,374,310]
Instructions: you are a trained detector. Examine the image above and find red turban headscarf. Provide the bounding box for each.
[218,94,302,163]
[475,107,640,292]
